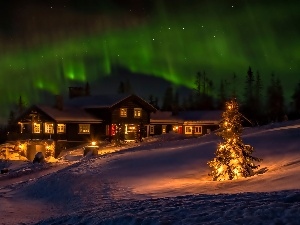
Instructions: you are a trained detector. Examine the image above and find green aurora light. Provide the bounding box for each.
[0,0,299,123]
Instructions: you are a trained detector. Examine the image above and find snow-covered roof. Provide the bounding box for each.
[177,110,222,121]
[36,105,102,123]
[150,111,182,124]
[65,94,131,108]
[150,110,222,124]
[65,94,156,112]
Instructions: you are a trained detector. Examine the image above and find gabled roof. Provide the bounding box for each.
[19,105,102,123]
[65,94,157,112]
[37,105,102,123]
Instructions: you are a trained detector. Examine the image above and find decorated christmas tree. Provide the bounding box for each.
[208,99,262,181]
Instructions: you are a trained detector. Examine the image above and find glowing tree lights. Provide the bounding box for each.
[208,99,262,181]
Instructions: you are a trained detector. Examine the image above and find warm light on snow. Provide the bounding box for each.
[1,121,300,224]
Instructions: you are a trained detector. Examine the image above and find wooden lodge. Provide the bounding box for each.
[10,92,156,158]
[9,86,222,159]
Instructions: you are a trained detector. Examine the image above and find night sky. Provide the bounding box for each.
[0,0,299,123]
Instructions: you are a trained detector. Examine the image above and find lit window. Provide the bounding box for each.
[33,123,41,133]
[162,125,167,134]
[134,108,142,118]
[150,125,154,134]
[185,126,192,134]
[120,108,127,117]
[57,124,66,133]
[45,123,54,134]
[194,126,202,134]
[79,124,90,134]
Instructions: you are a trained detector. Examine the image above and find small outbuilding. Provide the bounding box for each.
[150,110,222,136]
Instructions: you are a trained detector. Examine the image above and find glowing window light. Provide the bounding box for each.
[45,123,54,134]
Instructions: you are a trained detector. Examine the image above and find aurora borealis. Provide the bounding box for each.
[0,0,299,123]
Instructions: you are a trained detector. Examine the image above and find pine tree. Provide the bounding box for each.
[203,78,214,110]
[161,86,174,111]
[17,96,26,115]
[245,67,255,102]
[85,82,90,96]
[231,73,238,99]
[125,79,133,93]
[217,79,227,109]
[242,66,255,122]
[194,71,214,109]
[266,74,285,122]
[253,71,263,124]
[149,94,154,106]
[148,95,159,109]
[117,79,133,94]
[7,110,15,126]
[117,81,126,94]
[291,81,300,118]
[194,72,202,109]
[172,91,180,115]
[208,99,262,181]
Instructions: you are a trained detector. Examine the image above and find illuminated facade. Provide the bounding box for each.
[11,93,156,157]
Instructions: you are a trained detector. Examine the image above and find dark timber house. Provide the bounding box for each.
[66,94,157,141]
[10,90,157,159]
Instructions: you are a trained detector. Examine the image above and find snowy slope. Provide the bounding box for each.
[0,121,300,224]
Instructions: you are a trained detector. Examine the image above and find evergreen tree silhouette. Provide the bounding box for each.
[161,86,174,111]
[218,79,227,109]
[253,71,263,124]
[85,82,90,96]
[117,81,126,94]
[291,81,300,118]
[242,66,256,123]
[266,74,285,122]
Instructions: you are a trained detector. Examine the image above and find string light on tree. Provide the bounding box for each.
[208,99,262,181]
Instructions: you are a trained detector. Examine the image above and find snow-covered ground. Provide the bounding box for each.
[1,120,300,225]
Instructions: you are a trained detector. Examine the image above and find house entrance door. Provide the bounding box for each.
[125,124,137,140]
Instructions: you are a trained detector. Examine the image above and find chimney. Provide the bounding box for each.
[55,95,63,110]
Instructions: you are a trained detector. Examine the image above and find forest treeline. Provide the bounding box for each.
[118,67,300,126]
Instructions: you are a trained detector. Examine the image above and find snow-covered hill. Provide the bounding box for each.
[1,120,300,224]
